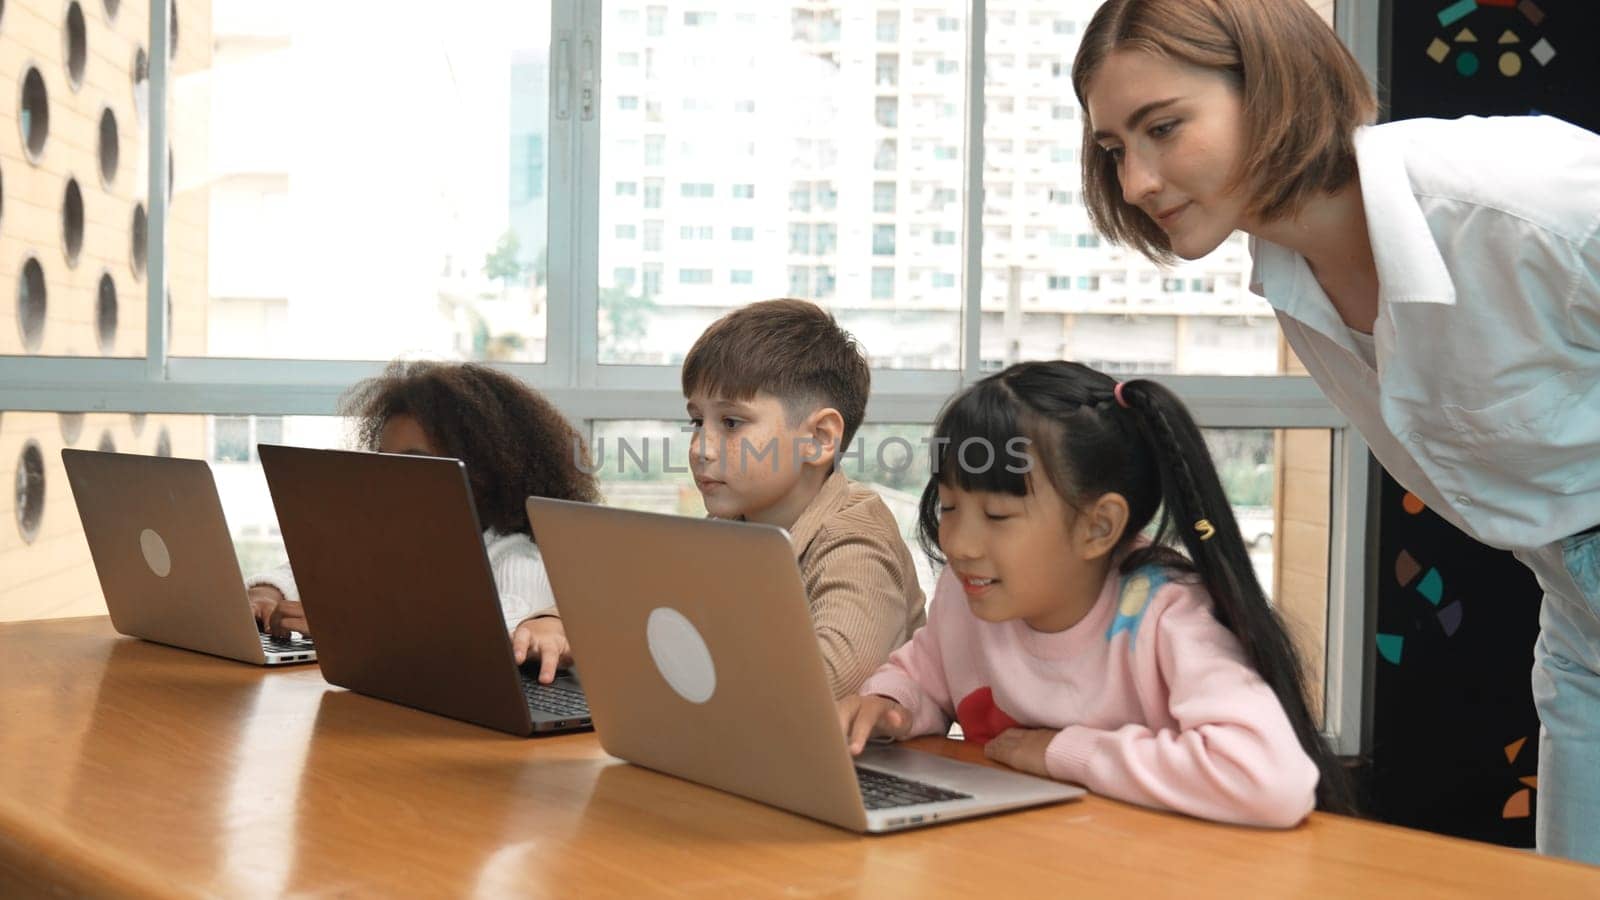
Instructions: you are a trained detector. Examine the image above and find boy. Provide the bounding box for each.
[681,299,926,697]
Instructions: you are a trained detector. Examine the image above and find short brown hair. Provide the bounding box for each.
[342,360,600,539]
[1072,0,1377,263]
[681,299,871,451]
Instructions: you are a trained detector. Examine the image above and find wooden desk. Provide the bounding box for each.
[0,618,1594,898]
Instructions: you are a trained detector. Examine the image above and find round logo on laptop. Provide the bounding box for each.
[646,607,716,704]
[139,528,172,578]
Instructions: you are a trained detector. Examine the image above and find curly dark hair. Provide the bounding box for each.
[340,360,600,539]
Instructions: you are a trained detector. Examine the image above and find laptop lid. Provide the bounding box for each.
[258,444,535,735]
[526,496,873,831]
[60,449,267,665]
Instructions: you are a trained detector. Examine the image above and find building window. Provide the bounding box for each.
[680,183,714,198]
[1077,275,1101,291]
[937,16,959,32]
[789,223,812,254]
[875,139,898,171]
[932,272,956,288]
[613,267,637,288]
[1076,233,1100,248]
[618,96,640,110]
[679,225,713,240]
[871,267,895,300]
[645,135,664,166]
[876,97,899,128]
[643,220,663,252]
[789,183,812,212]
[647,6,666,36]
[643,179,663,209]
[732,184,755,199]
[731,269,754,285]
[873,182,897,214]
[1048,189,1073,205]
[616,181,639,196]
[731,226,755,242]
[684,11,715,26]
[641,264,662,298]
[876,10,898,41]
[873,225,896,256]
[876,54,898,88]
[815,223,837,254]
[679,268,713,285]
[615,224,637,239]
[788,266,810,295]
[932,230,957,246]
[1047,275,1072,290]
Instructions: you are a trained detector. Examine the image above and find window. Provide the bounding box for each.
[641,264,663,298]
[789,183,812,212]
[645,135,665,166]
[932,230,957,246]
[874,182,897,214]
[815,223,838,255]
[936,59,958,75]
[680,183,713,198]
[613,267,637,288]
[731,269,754,285]
[876,97,899,128]
[615,224,637,239]
[1047,275,1072,290]
[684,11,715,26]
[932,272,956,288]
[1076,234,1100,248]
[876,54,898,88]
[731,226,755,242]
[679,225,713,240]
[875,139,898,171]
[1077,275,1101,291]
[643,220,663,252]
[938,16,959,32]
[876,11,898,42]
[734,99,756,114]
[788,266,810,296]
[732,184,755,199]
[617,95,639,110]
[647,6,666,36]
[1049,189,1073,204]
[789,224,812,254]
[814,266,836,299]
[679,268,713,285]
[873,225,896,256]
[871,267,895,300]
[616,181,638,196]
[643,179,663,209]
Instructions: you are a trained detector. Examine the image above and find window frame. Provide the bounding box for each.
[0,0,1375,757]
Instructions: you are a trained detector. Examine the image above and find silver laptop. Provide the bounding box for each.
[60,449,317,666]
[526,497,1083,833]
[257,444,591,736]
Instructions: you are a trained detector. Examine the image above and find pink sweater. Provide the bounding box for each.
[859,563,1320,828]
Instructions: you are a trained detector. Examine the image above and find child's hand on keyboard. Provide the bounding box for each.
[249,586,309,638]
[838,694,912,755]
[513,615,571,684]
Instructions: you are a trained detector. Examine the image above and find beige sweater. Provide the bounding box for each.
[787,471,927,698]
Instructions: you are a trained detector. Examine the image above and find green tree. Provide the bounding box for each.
[483,230,526,287]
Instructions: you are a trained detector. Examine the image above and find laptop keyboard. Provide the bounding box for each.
[519,674,591,718]
[856,766,972,810]
[259,633,314,653]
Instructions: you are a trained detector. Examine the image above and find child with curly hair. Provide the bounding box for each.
[248,360,600,683]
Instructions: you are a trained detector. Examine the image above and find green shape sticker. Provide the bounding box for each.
[1377,633,1405,665]
[1457,50,1481,76]
[1417,568,1444,605]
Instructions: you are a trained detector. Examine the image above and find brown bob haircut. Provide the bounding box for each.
[681,298,871,452]
[1071,0,1378,263]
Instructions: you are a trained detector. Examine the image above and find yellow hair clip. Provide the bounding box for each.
[1194,519,1216,542]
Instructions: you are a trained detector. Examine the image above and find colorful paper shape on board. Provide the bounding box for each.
[1506,737,1527,763]
[1500,52,1523,77]
[1457,51,1481,76]
[1437,601,1464,636]
[1498,29,1521,43]
[1519,0,1546,26]
[1520,776,1539,788]
[1402,492,1426,514]
[1396,550,1422,586]
[1426,38,1451,63]
[1530,38,1555,66]
[1503,788,1531,819]
[1438,0,1478,28]
[1455,27,1478,43]
[1377,633,1404,665]
[1417,568,1444,605]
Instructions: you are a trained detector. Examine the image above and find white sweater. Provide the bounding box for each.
[246,529,559,635]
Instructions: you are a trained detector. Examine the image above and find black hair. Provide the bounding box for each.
[916,360,1354,814]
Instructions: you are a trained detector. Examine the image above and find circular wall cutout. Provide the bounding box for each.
[59,413,85,444]
[155,426,172,457]
[169,1,179,57]
[16,441,46,544]
[96,272,117,353]
[103,0,118,21]
[132,47,148,124]
[97,431,116,453]
[20,67,49,160]
[63,178,84,266]
[98,108,118,186]
[129,413,146,437]
[131,204,147,278]
[18,257,46,352]
[65,3,88,89]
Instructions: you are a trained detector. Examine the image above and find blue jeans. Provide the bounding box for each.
[1516,529,1600,865]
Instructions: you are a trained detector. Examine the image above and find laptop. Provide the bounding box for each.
[60,449,317,666]
[257,444,591,736]
[525,497,1083,833]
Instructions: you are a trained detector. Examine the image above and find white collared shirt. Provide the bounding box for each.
[1251,115,1600,551]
